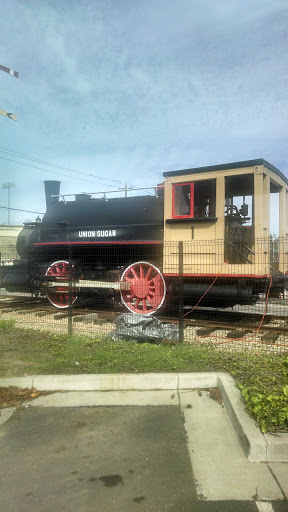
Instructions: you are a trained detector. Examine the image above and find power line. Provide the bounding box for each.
[0,205,44,214]
[0,146,132,187]
[0,147,123,184]
[0,154,154,196]
[0,155,111,185]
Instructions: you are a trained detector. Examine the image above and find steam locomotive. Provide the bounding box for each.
[1,159,287,314]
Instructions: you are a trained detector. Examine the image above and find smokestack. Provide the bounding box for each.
[44,181,61,210]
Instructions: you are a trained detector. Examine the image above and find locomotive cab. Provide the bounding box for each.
[163,159,288,301]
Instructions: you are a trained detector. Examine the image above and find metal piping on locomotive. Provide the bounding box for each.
[166,281,256,308]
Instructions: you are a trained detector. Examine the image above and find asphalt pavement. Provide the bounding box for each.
[0,374,287,512]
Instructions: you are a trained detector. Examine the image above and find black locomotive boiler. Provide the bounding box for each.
[1,159,288,314]
[2,180,166,313]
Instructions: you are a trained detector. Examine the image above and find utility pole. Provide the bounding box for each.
[3,182,16,225]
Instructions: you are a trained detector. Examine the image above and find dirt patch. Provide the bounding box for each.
[0,386,54,408]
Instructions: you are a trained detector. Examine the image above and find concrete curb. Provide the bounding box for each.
[217,374,267,462]
[0,372,287,462]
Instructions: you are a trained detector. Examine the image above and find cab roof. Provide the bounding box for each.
[163,158,288,186]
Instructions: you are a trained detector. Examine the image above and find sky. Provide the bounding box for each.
[0,0,287,232]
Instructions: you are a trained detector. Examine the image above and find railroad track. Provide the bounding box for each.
[180,308,288,333]
[0,294,287,346]
[0,295,117,317]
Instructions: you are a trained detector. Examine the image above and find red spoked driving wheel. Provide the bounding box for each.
[45,260,78,309]
[120,261,166,315]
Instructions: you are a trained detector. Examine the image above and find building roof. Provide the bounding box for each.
[163,158,288,185]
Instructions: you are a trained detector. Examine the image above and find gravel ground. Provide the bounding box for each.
[1,305,288,354]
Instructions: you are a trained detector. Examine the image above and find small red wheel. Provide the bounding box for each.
[45,260,78,309]
[120,261,166,315]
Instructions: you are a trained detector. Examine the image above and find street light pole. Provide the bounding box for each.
[3,182,16,225]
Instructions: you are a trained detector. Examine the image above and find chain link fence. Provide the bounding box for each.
[0,237,287,353]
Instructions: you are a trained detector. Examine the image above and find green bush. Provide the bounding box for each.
[239,384,288,433]
[238,357,288,433]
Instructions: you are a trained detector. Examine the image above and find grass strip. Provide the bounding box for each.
[0,320,287,433]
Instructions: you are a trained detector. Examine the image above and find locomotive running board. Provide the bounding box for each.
[45,279,130,291]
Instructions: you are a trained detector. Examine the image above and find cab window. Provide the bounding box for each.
[172,179,216,219]
[173,183,194,218]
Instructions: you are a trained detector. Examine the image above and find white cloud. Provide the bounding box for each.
[0,0,287,225]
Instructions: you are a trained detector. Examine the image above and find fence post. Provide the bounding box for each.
[67,231,73,337]
[178,241,184,343]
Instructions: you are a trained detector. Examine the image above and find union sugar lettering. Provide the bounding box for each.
[96,230,117,237]
[79,230,95,238]
[78,229,117,238]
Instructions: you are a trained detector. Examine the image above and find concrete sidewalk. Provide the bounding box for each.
[0,372,287,508]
